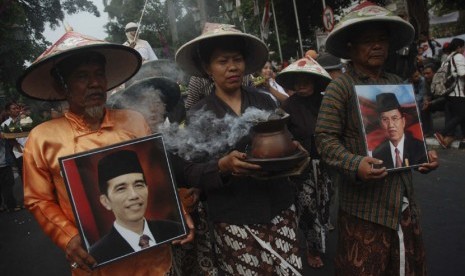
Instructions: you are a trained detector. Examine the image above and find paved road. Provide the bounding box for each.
[1,148,464,275]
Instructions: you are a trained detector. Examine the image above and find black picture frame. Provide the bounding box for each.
[354,84,429,171]
[59,133,186,267]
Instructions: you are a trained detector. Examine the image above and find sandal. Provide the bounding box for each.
[307,252,324,268]
[434,132,448,149]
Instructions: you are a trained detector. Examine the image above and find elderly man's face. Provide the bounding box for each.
[65,62,107,119]
[423,68,435,83]
[380,109,405,146]
[349,29,389,71]
[100,172,148,230]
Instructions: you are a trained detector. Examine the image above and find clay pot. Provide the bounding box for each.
[250,113,297,158]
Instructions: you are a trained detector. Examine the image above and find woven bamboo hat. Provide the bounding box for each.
[325,1,414,59]
[114,77,181,113]
[175,23,268,77]
[276,57,332,92]
[17,31,142,100]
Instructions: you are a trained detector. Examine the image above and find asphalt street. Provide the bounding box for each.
[1,148,464,276]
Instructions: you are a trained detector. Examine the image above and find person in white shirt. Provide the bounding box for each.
[255,61,288,105]
[434,38,465,148]
[123,22,158,62]
[1,102,27,177]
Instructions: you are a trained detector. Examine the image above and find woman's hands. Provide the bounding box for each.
[218,150,261,176]
[172,210,195,245]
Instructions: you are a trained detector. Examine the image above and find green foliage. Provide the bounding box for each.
[0,0,98,109]
[429,0,464,15]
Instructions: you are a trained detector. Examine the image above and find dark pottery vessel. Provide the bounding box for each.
[246,150,308,172]
[249,113,297,159]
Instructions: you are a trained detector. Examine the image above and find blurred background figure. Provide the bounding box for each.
[277,56,333,269]
[434,38,465,148]
[254,60,288,105]
[1,102,27,178]
[109,76,183,132]
[408,69,433,137]
[317,52,343,80]
[418,31,442,60]
[123,22,158,62]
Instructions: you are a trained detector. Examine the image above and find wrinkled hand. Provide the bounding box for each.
[172,210,195,245]
[357,156,387,181]
[178,188,200,213]
[218,150,261,176]
[418,150,439,173]
[66,235,96,272]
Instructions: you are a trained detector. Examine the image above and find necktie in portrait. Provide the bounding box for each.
[139,234,151,249]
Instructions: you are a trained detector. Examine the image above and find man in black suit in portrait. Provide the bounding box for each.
[372,93,428,169]
[89,150,184,265]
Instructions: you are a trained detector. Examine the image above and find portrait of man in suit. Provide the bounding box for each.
[89,149,184,264]
[372,93,428,169]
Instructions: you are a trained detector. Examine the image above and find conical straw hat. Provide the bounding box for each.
[17,31,142,100]
[175,23,268,77]
[325,1,414,59]
[276,57,332,92]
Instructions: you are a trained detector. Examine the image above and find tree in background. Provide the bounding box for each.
[0,0,98,107]
[2,0,437,103]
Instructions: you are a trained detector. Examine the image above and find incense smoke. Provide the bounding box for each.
[159,107,272,160]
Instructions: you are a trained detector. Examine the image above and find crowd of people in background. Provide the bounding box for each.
[2,1,463,275]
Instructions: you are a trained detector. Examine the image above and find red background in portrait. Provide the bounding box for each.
[61,136,183,247]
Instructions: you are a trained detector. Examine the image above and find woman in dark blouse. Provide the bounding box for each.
[175,23,304,275]
[277,56,333,269]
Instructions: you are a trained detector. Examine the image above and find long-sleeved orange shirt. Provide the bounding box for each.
[23,109,172,275]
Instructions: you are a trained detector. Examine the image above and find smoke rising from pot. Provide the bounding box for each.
[159,107,272,160]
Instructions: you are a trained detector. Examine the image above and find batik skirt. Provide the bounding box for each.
[295,159,332,253]
[212,205,304,276]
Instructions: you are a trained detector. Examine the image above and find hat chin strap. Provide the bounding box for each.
[126,32,136,44]
[52,67,70,97]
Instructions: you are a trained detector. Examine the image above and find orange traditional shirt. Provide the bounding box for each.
[23,109,172,275]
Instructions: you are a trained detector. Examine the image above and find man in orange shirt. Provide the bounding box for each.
[18,31,193,275]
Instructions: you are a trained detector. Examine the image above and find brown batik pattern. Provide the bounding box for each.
[336,208,426,276]
[213,207,303,276]
[171,202,218,275]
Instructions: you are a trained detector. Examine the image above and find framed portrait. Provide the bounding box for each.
[354,84,429,172]
[59,134,187,267]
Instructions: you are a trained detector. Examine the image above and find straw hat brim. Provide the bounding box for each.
[175,32,269,77]
[276,71,332,92]
[119,77,181,113]
[126,59,184,87]
[326,17,414,59]
[17,44,142,101]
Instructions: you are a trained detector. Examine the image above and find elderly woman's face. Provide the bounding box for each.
[293,75,314,97]
[349,28,389,71]
[206,48,245,93]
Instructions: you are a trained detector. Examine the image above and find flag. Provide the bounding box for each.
[253,0,259,16]
[260,0,271,40]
